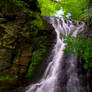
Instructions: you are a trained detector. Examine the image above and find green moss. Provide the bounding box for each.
[26,47,46,78]
[0,75,18,91]
[26,36,47,78]
[0,75,18,81]
[15,0,29,7]
[26,51,42,78]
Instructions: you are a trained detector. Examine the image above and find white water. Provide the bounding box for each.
[26,17,85,92]
[55,7,72,19]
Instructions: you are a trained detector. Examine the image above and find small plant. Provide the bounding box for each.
[61,34,92,69]
[26,51,42,78]
[26,36,47,78]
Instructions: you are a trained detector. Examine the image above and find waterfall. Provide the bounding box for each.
[25,16,88,92]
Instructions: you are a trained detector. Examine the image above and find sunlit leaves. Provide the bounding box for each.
[37,0,62,16]
[37,0,86,19]
[60,0,86,19]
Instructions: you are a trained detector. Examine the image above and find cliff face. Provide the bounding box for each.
[0,0,92,92]
[0,2,30,91]
[0,0,56,91]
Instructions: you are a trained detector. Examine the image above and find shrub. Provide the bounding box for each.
[37,0,86,19]
[61,34,92,69]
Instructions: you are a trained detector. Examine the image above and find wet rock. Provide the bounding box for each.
[0,1,57,91]
[10,50,32,76]
[0,49,13,71]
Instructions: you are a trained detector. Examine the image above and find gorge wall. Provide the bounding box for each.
[0,0,92,92]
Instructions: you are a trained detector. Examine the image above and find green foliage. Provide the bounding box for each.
[26,50,46,78]
[29,12,44,30]
[60,0,86,19]
[80,6,92,28]
[26,51,42,78]
[26,36,47,78]
[37,0,86,19]
[81,7,92,20]
[37,0,62,16]
[61,34,92,69]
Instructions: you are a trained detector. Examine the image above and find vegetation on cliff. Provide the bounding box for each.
[0,0,48,91]
[61,34,92,69]
[37,0,86,19]
[0,0,92,91]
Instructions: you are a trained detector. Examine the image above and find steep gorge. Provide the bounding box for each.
[0,0,92,92]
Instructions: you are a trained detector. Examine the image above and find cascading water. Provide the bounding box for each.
[25,16,89,92]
